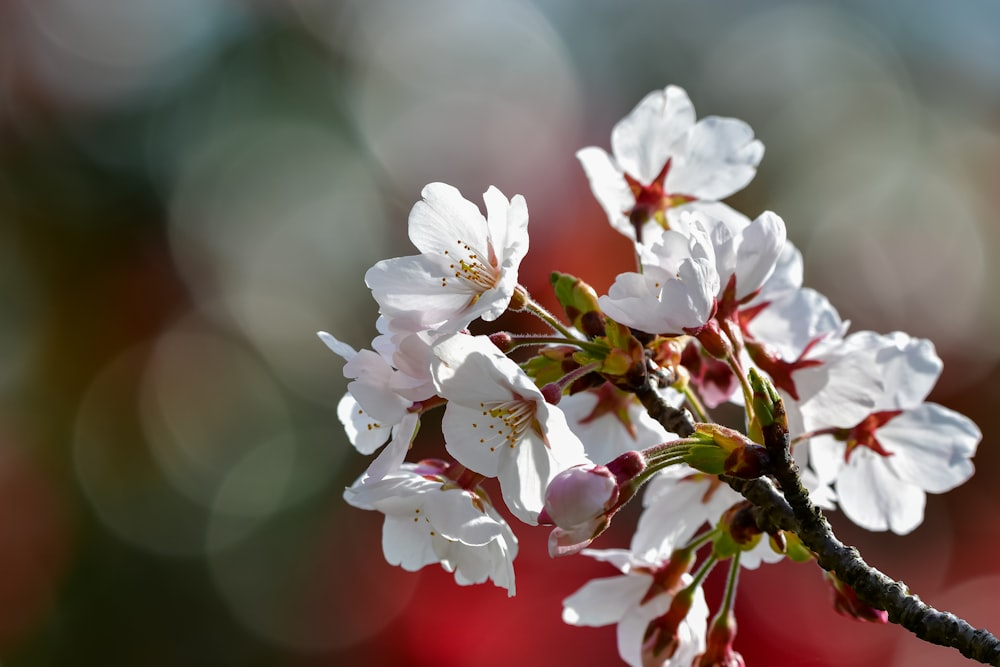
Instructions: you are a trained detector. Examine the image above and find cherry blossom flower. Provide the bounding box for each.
[344,460,518,595]
[318,331,421,484]
[558,383,679,465]
[365,182,529,334]
[577,85,763,248]
[562,548,708,667]
[599,219,720,335]
[704,210,786,312]
[806,332,980,534]
[599,209,786,338]
[631,465,787,571]
[430,333,590,524]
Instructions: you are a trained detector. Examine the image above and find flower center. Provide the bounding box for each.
[471,392,544,453]
[839,410,902,462]
[622,158,695,241]
[442,239,501,297]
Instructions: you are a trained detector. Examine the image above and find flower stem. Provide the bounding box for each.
[687,552,717,591]
[519,287,582,340]
[720,552,740,614]
[681,384,711,423]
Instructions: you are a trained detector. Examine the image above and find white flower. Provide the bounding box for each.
[599,221,720,335]
[577,85,763,249]
[630,465,734,563]
[599,210,785,337]
[344,461,518,595]
[806,332,980,534]
[430,333,590,525]
[558,383,679,465]
[319,331,421,484]
[365,182,529,334]
[705,210,787,306]
[562,548,708,667]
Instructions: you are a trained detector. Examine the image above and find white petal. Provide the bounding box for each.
[797,350,882,430]
[881,403,979,494]
[337,393,390,455]
[599,259,716,335]
[423,488,506,546]
[746,288,842,361]
[382,513,440,571]
[580,547,642,573]
[317,331,356,362]
[617,575,707,667]
[359,411,420,485]
[660,258,719,327]
[804,434,847,488]
[666,116,764,199]
[611,85,695,183]
[738,534,787,570]
[559,391,671,465]
[496,418,588,525]
[756,239,804,299]
[836,449,926,534]
[442,402,504,477]
[365,254,481,331]
[407,182,489,257]
[860,331,942,409]
[734,211,786,300]
[562,574,651,627]
[485,187,529,270]
[432,334,532,405]
[632,468,735,560]
[576,146,635,239]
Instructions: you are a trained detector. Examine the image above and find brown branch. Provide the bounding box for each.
[760,403,1000,666]
[633,380,695,437]
[636,376,1000,665]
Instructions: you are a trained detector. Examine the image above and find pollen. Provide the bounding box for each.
[443,237,499,293]
[478,396,536,450]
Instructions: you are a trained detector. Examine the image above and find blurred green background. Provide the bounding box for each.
[1,0,1000,665]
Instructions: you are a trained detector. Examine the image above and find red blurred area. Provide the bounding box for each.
[0,429,70,651]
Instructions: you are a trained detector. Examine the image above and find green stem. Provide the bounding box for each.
[681,384,710,423]
[720,552,740,614]
[681,529,717,554]
[506,334,605,356]
[519,288,580,340]
[686,552,717,591]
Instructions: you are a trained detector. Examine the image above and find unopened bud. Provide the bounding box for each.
[694,319,732,360]
[749,367,786,430]
[542,465,618,528]
[643,587,695,664]
[540,382,563,405]
[695,610,744,667]
[605,450,646,484]
[488,331,513,352]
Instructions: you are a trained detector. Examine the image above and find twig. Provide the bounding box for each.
[636,376,1000,665]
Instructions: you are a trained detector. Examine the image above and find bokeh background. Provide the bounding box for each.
[1,0,999,665]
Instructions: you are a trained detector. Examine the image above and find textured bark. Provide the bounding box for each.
[637,377,1000,665]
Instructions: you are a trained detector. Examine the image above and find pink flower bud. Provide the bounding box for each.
[695,610,744,667]
[542,465,618,528]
